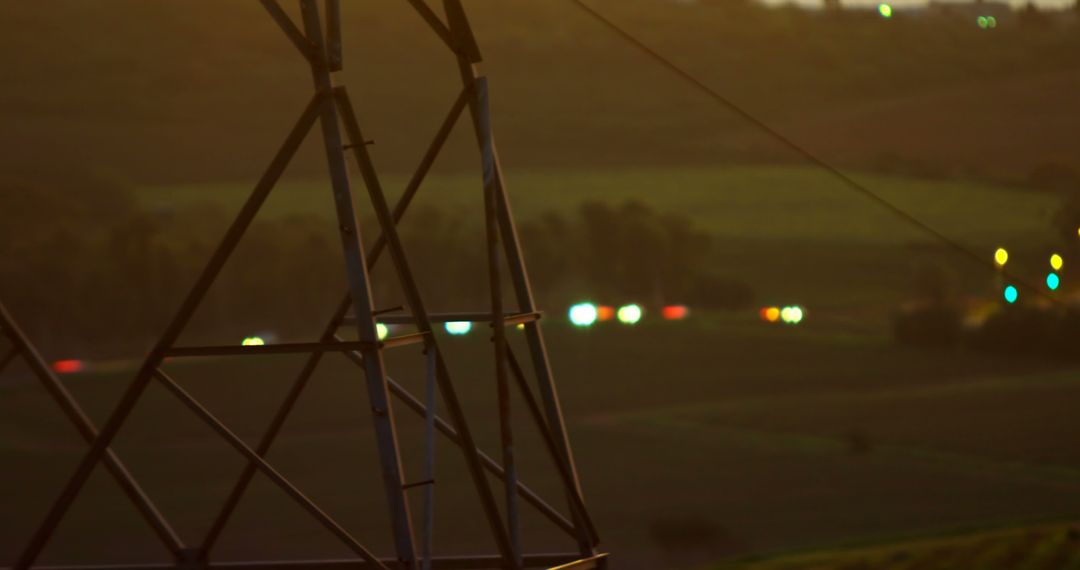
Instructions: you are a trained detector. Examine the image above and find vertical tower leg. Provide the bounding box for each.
[442,1,597,554]
[484,85,598,555]
[484,157,523,564]
[420,349,438,570]
[298,1,417,565]
[332,85,519,567]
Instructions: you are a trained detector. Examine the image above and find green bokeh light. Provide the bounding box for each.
[444,321,472,335]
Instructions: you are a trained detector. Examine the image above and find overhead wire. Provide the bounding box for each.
[564,0,1057,303]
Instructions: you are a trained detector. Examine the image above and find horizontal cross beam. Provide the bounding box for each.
[164,333,427,357]
[342,312,541,326]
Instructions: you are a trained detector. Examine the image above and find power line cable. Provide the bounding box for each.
[565,0,1057,302]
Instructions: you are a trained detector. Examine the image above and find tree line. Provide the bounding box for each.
[0,172,750,357]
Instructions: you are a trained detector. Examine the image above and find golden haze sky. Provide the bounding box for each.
[757,0,1074,8]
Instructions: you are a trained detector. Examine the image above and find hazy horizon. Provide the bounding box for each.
[757,0,1075,9]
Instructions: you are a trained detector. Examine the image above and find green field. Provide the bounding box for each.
[718,521,1080,569]
[141,166,1058,245]
[4,319,1080,568]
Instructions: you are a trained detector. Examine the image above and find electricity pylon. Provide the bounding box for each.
[7,1,604,569]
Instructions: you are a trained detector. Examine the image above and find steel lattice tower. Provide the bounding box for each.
[6,1,605,568]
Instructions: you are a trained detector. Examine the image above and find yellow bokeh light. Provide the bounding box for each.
[616,304,643,325]
[787,306,804,324]
[779,306,805,325]
[1050,254,1063,271]
[993,248,1008,266]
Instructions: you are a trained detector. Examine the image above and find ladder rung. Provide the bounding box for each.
[402,478,435,490]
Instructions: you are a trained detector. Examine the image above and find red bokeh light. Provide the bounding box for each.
[596,306,615,321]
[661,305,689,320]
[51,359,85,374]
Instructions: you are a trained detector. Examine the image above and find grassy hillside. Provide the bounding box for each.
[5,322,1080,568]
[719,522,1080,569]
[1,0,1078,184]
[141,165,1060,245]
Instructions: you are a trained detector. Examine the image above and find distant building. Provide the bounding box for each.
[923,0,1012,20]
[835,0,1079,27]
[829,0,1011,21]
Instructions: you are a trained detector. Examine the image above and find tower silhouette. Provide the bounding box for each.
[8,1,604,569]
